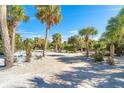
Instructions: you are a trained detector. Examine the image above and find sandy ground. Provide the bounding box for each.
[0,51,124,88]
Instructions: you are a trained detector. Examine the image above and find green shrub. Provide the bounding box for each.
[93,53,104,62]
[64,46,77,53]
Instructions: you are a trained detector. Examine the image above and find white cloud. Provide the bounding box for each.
[92,35,101,41]
[61,30,79,42]
[62,35,68,42]
[16,30,43,40]
[69,30,78,35]
[109,7,122,12]
[17,30,40,35]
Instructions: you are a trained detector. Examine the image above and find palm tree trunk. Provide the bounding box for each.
[25,50,32,62]
[43,25,49,57]
[86,40,89,57]
[109,43,115,65]
[55,44,58,52]
[0,5,13,68]
[110,43,115,60]
[11,28,15,58]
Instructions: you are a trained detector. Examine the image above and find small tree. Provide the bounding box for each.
[68,35,81,52]
[24,38,34,62]
[52,33,62,52]
[34,37,44,50]
[79,27,97,57]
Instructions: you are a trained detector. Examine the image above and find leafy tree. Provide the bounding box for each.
[34,37,44,50]
[79,27,97,57]
[35,5,62,57]
[101,16,120,65]
[52,33,61,52]
[68,35,82,52]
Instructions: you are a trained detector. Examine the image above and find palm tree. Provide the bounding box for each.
[102,17,120,65]
[7,5,29,57]
[79,27,97,57]
[118,7,124,43]
[34,37,44,50]
[15,33,23,51]
[52,33,61,52]
[68,35,81,52]
[0,5,13,68]
[23,38,34,62]
[35,5,62,57]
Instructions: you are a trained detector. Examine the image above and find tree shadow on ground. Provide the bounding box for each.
[29,65,124,88]
[28,67,102,88]
[95,72,124,88]
[29,77,73,88]
[56,66,124,88]
[47,54,65,57]
[56,56,94,64]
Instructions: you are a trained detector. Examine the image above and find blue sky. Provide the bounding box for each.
[16,5,124,42]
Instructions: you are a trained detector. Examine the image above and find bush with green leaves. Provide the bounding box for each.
[93,52,104,62]
[64,46,77,53]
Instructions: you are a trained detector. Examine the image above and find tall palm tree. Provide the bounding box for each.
[52,33,61,52]
[102,16,120,65]
[7,5,29,56]
[0,5,13,68]
[35,5,62,57]
[79,27,97,57]
[118,7,124,43]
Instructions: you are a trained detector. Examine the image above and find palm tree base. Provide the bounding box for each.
[4,62,13,69]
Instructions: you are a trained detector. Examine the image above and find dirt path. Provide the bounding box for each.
[0,52,124,88]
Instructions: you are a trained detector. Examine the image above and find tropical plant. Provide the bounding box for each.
[35,5,62,57]
[52,33,61,52]
[68,35,82,52]
[34,37,44,50]
[7,5,29,56]
[92,41,104,62]
[15,33,23,51]
[79,27,97,57]
[0,5,13,68]
[101,16,120,65]
[23,38,34,62]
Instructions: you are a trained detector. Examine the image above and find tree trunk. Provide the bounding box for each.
[43,25,49,57]
[108,43,115,65]
[25,50,32,62]
[0,6,13,68]
[110,43,115,58]
[55,44,58,52]
[81,48,83,53]
[11,28,15,57]
[86,40,89,57]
